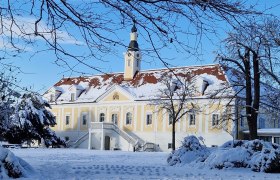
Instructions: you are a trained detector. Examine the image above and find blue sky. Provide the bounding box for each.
[1,1,280,94]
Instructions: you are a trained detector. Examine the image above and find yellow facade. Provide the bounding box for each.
[51,101,231,134]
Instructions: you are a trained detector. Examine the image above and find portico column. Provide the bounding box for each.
[101,123,105,150]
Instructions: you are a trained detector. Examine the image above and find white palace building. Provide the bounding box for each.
[44,25,280,151]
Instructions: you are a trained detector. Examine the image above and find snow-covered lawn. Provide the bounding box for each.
[10,148,280,180]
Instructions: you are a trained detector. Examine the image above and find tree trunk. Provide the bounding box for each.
[243,49,257,140]
[251,53,260,139]
[172,121,176,150]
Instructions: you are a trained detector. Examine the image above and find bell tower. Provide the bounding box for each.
[124,24,141,80]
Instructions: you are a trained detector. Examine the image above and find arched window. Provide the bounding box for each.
[126,112,132,125]
[99,113,105,122]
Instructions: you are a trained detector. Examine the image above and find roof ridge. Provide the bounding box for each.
[58,64,220,81]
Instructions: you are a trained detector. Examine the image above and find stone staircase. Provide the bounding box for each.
[90,122,141,150]
[66,132,89,148]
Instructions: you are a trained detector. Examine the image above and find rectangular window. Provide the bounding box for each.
[112,114,118,125]
[258,136,272,142]
[65,115,70,125]
[274,137,280,144]
[146,114,152,125]
[259,118,265,128]
[82,114,87,125]
[168,143,172,149]
[212,114,219,126]
[168,113,172,125]
[126,112,132,125]
[189,114,195,125]
[70,93,75,101]
[240,116,244,127]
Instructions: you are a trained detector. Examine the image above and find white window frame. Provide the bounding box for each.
[99,113,105,122]
[212,114,219,126]
[146,113,152,125]
[168,113,172,125]
[189,114,196,126]
[126,112,132,125]
[112,113,118,125]
[65,115,70,126]
[274,137,280,144]
[70,93,75,101]
[82,113,88,126]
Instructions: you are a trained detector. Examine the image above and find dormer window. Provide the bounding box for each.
[70,93,75,101]
[202,80,209,95]
[48,86,62,102]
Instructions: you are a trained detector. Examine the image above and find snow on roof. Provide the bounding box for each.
[49,86,64,92]
[44,64,232,104]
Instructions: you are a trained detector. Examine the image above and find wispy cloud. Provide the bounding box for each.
[0,16,84,50]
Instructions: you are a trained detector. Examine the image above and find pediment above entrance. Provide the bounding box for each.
[96,85,135,102]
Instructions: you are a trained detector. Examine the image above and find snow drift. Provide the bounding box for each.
[0,147,33,178]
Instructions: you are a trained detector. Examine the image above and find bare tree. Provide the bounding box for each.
[0,0,261,73]
[152,71,198,150]
[218,18,280,140]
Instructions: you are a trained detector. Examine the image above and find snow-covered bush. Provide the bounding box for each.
[220,140,248,148]
[169,137,280,173]
[0,147,33,178]
[243,139,265,152]
[167,136,210,166]
[210,139,280,173]
[204,147,251,169]
[250,147,280,173]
